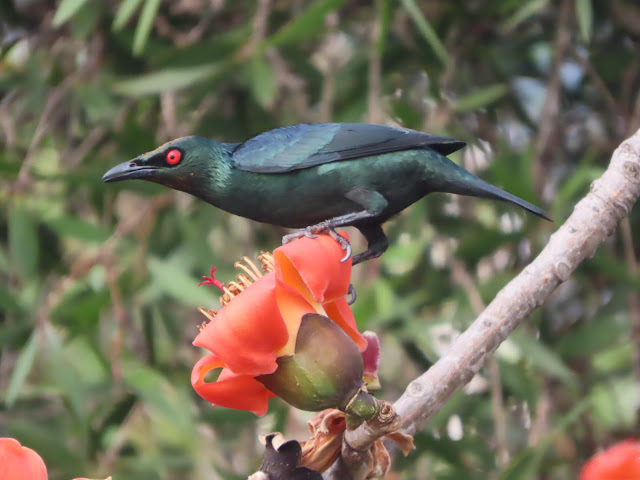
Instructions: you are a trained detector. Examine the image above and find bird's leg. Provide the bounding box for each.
[282,210,377,262]
[353,224,389,265]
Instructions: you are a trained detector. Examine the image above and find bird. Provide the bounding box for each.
[103,123,550,265]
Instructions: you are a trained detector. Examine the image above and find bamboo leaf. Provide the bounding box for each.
[267,0,344,47]
[576,0,593,43]
[112,0,144,31]
[400,0,449,64]
[453,84,509,112]
[6,332,38,407]
[132,0,161,56]
[52,0,88,27]
[9,207,38,279]
[113,64,223,96]
[249,57,276,109]
[503,0,550,31]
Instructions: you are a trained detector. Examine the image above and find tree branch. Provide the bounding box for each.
[328,128,640,477]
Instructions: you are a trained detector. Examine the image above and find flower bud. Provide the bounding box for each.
[257,313,364,412]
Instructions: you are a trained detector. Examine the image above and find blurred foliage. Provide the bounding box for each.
[1,0,640,479]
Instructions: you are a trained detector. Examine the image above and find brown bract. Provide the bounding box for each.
[299,409,415,478]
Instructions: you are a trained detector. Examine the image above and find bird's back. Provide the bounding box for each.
[230,123,466,173]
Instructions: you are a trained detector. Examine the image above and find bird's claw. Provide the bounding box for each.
[282,225,352,263]
[347,283,357,305]
[303,228,318,240]
[326,228,352,262]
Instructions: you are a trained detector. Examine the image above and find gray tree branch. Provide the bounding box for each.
[325,128,640,479]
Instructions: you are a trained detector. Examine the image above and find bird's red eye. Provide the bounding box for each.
[166,149,182,165]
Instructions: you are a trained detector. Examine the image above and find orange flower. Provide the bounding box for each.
[191,234,367,416]
[0,438,47,480]
[580,439,640,480]
[0,437,110,480]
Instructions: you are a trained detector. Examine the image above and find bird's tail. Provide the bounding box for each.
[426,156,551,221]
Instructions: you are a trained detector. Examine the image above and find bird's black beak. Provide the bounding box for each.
[102,159,158,183]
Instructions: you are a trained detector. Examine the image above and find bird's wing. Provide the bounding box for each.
[230,123,466,173]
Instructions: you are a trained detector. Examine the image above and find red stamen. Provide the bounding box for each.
[198,266,225,291]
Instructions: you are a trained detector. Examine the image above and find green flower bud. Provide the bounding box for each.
[257,313,365,412]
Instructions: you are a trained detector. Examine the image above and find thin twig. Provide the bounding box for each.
[451,259,510,467]
[620,218,640,384]
[16,87,65,189]
[532,0,572,193]
[629,88,640,135]
[367,0,384,124]
[568,45,624,138]
[36,194,174,325]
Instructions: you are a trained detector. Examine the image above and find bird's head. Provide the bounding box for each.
[102,136,224,193]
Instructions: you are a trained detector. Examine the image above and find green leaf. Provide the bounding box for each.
[45,216,110,244]
[555,316,628,359]
[0,288,23,313]
[501,399,590,480]
[9,207,39,279]
[453,84,509,112]
[121,358,197,447]
[132,0,161,56]
[553,166,603,212]
[113,63,223,96]
[112,0,144,31]
[590,377,638,430]
[249,57,276,109]
[267,0,344,47]
[510,331,578,387]
[503,0,550,31]
[42,326,89,422]
[400,0,450,65]
[146,257,217,306]
[52,0,88,27]
[6,331,38,407]
[576,0,593,43]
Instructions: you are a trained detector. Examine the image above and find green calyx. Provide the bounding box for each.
[257,313,366,412]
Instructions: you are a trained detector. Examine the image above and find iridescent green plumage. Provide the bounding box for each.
[103,123,549,264]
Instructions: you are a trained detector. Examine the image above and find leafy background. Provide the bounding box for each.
[1,0,639,479]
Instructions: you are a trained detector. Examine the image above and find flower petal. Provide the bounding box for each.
[274,233,351,304]
[193,273,289,375]
[361,331,381,390]
[274,281,318,356]
[580,439,640,480]
[323,297,367,351]
[0,438,48,480]
[191,353,275,416]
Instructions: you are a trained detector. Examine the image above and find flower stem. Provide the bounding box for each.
[344,389,379,428]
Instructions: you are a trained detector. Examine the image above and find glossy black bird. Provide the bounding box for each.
[103,123,549,264]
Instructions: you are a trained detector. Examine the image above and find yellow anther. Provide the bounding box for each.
[235,257,264,280]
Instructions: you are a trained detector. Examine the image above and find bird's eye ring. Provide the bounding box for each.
[166,149,182,165]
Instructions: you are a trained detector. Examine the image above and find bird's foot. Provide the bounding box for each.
[282,224,352,263]
[282,227,318,244]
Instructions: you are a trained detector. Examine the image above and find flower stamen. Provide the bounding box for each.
[236,273,253,288]
[228,280,245,294]
[198,251,276,315]
[258,251,275,272]
[197,306,217,329]
[235,257,264,281]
